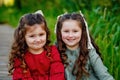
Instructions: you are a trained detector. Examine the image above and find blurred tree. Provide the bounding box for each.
[0,0,14,7]
[14,0,21,9]
[0,0,3,6]
[3,0,14,6]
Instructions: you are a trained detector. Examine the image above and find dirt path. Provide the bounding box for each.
[0,24,14,79]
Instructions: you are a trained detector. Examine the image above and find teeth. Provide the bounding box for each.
[68,39,73,41]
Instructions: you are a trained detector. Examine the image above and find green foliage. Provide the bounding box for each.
[0,0,120,79]
[88,7,120,79]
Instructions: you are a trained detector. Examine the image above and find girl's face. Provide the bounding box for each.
[61,20,82,50]
[25,24,46,54]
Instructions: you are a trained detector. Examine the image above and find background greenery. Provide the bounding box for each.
[0,0,120,80]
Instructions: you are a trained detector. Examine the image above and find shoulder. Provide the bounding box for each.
[49,45,61,60]
[88,48,101,65]
[50,45,57,49]
[49,45,59,53]
[88,48,99,58]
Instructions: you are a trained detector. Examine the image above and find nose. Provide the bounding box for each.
[68,32,73,37]
[35,36,41,42]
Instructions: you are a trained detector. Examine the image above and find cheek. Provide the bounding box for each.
[43,35,47,41]
[76,32,82,40]
[25,37,28,43]
[61,33,67,40]
[62,36,65,41]
[25,37,32,44]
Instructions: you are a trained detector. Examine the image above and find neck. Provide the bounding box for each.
[28,48,44,54]
[66,45,79,51]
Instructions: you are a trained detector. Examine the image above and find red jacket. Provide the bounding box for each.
[13,45,65,80]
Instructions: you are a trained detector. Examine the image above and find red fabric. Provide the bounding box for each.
[13,45,65,80]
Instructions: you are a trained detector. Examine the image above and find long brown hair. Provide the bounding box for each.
[8,13,51,74]
[55,13,101,79]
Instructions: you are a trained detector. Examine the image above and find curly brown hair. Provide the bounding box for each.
[8,13,51,75]
[55,13,101,80]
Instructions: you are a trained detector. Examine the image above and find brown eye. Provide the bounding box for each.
[30,35,35,37]
[64,30,69,33]
[73,30,78,32]
[39,33,44,36]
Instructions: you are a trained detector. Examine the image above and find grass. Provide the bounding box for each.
[88,8,120,79]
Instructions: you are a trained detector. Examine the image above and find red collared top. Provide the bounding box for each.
[13,45,65,80]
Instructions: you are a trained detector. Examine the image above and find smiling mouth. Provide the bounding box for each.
[67,39,75,42]
[33,42,41,45]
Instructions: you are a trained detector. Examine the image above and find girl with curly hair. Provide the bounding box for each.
[8,10,65,80]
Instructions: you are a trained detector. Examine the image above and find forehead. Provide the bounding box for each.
[25,23,45,32]
[62,20,82,29]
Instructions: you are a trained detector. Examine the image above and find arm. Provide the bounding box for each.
[89,49,114,80]
[49,46,65,80]
[13,58,33,80]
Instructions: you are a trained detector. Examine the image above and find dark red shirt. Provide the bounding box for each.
[13,45,65,80]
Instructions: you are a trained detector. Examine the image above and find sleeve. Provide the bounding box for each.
[89,49,114,80]
[49,46,65,80]
[13,58,33,80]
